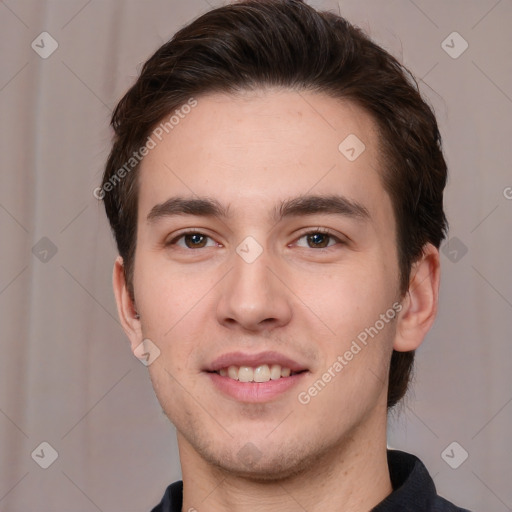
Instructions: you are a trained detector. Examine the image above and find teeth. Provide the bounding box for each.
[254,364,270,382]
[280,367,291,377]
[270,364,281,380]
[218,364,296,382]
[228,366,238,380]
[238,366,253,382]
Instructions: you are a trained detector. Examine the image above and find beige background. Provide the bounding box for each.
[1,0,511,510]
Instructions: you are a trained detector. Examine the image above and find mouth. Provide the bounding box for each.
[204,351,309,402]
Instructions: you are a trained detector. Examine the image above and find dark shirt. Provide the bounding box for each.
[150,450,472,511]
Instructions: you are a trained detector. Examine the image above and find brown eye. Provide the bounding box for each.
[295,230,340,249]
[306,232,331,248]
[168,231,216,249]
[183,233,208,248]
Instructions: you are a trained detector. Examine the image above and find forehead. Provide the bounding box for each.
[137,88,390,227]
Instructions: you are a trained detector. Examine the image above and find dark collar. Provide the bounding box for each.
[372,450,438,510]
[372,450,470,511]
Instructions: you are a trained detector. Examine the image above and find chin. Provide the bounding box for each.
[212,452,313,481]
[197,435,330,482]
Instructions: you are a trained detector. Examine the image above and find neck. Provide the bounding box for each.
[179,412,392,512]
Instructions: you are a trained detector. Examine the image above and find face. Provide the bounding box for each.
[123,89,406,478]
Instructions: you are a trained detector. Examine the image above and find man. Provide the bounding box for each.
[100,1,472,510]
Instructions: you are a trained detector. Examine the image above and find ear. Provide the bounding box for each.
[394,243,441,352]
[112,256,142,352]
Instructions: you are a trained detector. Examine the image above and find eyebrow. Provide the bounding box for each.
[276,194,370,222]
[147,197,230,222]
[146,194,370,224]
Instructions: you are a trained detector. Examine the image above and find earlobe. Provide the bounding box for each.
[393,243,441,352]
[112,256,142,351]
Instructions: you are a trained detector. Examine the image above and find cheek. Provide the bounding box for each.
[133,257,201,363]
[291,259,399,398]
[135,253,202,321]
[291,258,398,334]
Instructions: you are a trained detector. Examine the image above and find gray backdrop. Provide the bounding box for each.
[1,0,511,511]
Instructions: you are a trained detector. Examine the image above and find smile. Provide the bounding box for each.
[204,350,309,402]
[215,364,302,382]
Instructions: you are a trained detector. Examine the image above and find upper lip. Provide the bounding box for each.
[204,351,309,373]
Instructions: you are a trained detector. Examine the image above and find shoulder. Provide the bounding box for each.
[434,495,473,512]
[150,480,183,512]
[375,450,474,512]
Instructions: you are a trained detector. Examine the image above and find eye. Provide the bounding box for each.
[295,229,342,249]
[168,231,218,249]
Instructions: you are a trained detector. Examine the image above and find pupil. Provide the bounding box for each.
[309,233,328,248]
[186,234,205,248]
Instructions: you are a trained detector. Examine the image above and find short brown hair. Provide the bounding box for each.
[101,0,448,408]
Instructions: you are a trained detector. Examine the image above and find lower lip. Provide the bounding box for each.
[207,372,307,402]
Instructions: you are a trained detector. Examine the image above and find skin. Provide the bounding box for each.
[113,88,440,512]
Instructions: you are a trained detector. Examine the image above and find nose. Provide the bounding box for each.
[215,246,293,333]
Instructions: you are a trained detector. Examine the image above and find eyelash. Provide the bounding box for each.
[166,228,343,251]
